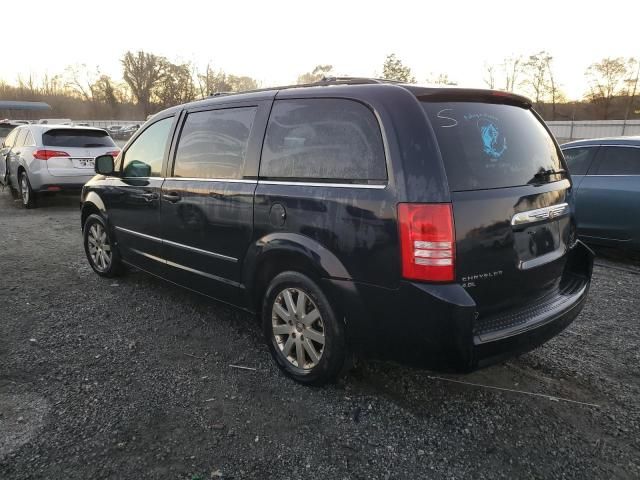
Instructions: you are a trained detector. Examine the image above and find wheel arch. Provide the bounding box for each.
[243,232,351,313]
[81,192,107,230]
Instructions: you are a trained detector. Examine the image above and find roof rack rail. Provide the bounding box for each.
[202,77,401,100]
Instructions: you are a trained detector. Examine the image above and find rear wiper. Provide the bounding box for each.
[533,168,566,180]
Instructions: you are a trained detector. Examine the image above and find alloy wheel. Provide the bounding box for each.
[87,222,112,271]
[271,288,325,370]
[20,175,29,205]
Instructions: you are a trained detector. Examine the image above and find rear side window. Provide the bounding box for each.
[260,99,387,182]
[43,129,116,148]
[422,102,562,191]
[173,107,256,179]
[13,128,27,147]
[563,147,596,176]
[595,146,640,175]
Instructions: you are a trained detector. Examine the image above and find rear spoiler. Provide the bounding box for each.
[413,88,532,109]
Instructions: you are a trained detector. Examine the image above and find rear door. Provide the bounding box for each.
[41,128,119,176]
[574,145,640,244]
[422,100,571,315]
[160,102,268,303]
[103,116,176,275]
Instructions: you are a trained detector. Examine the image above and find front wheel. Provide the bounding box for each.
[262,271,346,386]
[83,214,123,277]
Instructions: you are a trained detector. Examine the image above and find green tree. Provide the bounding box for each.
[382,54,415,83]
[121,51,167,116]
[297,65,333,84]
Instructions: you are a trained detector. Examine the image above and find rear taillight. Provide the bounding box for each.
[33,149,70,160]
[398,203,455,282]
[106,150,120,157]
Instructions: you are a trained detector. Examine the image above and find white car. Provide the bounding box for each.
[0,124,120,208]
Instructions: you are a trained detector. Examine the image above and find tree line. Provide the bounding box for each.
[0,50,638,121]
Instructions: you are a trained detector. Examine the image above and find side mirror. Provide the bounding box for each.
[95,154,115,175]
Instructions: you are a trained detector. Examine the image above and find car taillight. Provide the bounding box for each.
[33,149,70,160]
[106,150,120,157]
[398,203,455,282]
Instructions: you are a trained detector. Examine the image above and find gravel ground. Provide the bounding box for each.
[0,190,639,480]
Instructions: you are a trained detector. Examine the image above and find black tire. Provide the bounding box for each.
[83,213,123,277]
[262,271,346,386]
[19,171,36,209]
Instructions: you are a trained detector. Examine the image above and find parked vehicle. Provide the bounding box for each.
[38,118,72,125]
[81,78,594,385]
[562,136,640,250]
[0,120,19,139]
[0,124,120,208]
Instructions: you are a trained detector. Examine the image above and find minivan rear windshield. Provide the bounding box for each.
[43,129,116,148]
[422,101,563,191]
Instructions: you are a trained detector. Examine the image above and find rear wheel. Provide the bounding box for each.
[19,171,36,209]
[262,271,346,385]
[83,214,123,277]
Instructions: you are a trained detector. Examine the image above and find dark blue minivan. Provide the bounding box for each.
[80,78,594,385]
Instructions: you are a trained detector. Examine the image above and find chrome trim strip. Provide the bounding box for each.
[164,259,241,287]
[128,248,240,287]
[163,238,237,262]
[164,177,257,184]
[115,226,237,263]
[511,203,569,226]
[257,180,387,189]
[115,226,161,243]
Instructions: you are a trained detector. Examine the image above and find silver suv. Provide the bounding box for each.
[0,124,120,208]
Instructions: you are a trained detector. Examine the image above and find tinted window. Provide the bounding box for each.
[122,117,173,178]
[260,99,387,182]
[173,107,256,179]
[422,102,563,191]
[43,129,116,148]
[595,146,640,175]
[563,147,595,176]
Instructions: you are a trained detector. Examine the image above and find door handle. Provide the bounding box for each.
[140,192,158,202]
[162,192,181,203]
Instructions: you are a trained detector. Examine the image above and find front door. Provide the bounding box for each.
[104,116,176,275]
[160,104,264,304]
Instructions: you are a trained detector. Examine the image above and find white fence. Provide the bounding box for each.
[547,120,640,144]
[75,120,144,128]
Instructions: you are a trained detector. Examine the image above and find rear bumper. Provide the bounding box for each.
[326,240,594,371]
[29,170,93,192]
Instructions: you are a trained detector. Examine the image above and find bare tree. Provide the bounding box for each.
[502,55,523,92]
[428,73,457,85]
[64,64,99,102]
[154,61,196,109]
[483,63,496,89]
[624,58,640,123]
[585,57,629,119]
[121,51,167,116]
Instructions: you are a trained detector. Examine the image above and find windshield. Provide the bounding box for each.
[42,129,116,148]
[422,101,563,191]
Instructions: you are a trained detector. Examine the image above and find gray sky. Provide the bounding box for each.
[4,0,639,100]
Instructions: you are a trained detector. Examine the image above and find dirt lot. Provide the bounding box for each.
[0,190,639,480]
